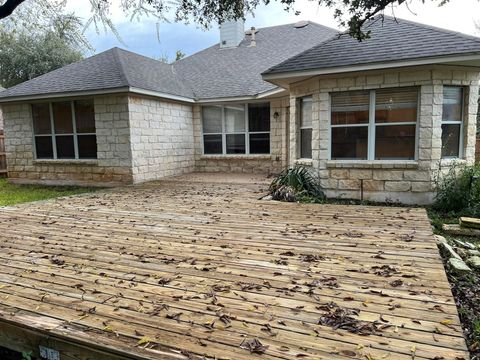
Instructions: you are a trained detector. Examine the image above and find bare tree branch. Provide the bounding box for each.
[0,0,459,42]
[0,0,26,20]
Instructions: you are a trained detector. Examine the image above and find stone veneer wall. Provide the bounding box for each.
[3,94,133,186]
[192,97,289,174]
[128,95,195,183]
[289,65,480,204]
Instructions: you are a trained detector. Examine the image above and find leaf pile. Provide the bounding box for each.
[239,338,269,354]
[300,254,325,262]
[318,302,387,336]
[371,264,399,277]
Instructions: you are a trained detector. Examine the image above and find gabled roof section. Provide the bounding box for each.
[0,48,194,102]
[115,48,195,98]
[263,16,480,77]
[175,22,338,100]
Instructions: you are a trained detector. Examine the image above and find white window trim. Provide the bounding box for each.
[441,86,464,159]
[329,88,419,161]
[202,103,270,155]
[32,100,97,160]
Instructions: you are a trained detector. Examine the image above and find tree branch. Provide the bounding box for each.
[0,0,26,20]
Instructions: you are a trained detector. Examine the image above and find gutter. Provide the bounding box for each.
[0,87,285,104]
[195,88,286,103]
[0,87,196,104]
[0,87,131,103]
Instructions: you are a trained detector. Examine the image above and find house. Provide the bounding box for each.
[0,16,479,204]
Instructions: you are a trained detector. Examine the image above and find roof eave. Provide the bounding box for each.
[0,87,196,104]
[0,86,286,104]
[129,87,195,103]
[0,87,131,104]
[195,87,287,103]
[262,53,480,85]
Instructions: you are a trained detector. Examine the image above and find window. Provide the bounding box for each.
[299,97,312,159]
[202,103,270,155]
[225,105,246,154]
[374,88,417,160]
[32,100,97,160]
[330,88,418,160]
[248,103,270,154]
[441,87,464,158]
[202,106,223,154]
[331,91,369,160]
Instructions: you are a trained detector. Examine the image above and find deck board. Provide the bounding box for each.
[0,174,468,359]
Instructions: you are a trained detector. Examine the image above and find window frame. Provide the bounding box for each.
[329,88,420,161]
[32,100,97,160]
[224,104,248,154]
[298,96,313,159]
[201,103,271,155]
[441,86,464,159]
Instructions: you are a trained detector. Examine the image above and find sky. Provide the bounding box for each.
[66,0,480,60]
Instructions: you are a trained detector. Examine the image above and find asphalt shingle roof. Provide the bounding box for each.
[0,22,337,101]
[0,48,194,100]
[264,16,480,75]
[173,22,338,99]
[1,16,480,102]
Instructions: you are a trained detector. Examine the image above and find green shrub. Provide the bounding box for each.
[433,163,480,217]
[269,165,325,202]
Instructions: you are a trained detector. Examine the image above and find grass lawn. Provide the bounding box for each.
[0,179,97,207]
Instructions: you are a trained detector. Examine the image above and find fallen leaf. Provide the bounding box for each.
[239,338,269,354]
[137,336,154,346]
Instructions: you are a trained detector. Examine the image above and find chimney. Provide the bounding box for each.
[219,20,245,48]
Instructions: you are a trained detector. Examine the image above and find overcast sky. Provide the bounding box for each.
[67,0,480,60]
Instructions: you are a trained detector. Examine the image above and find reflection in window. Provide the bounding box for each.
[299,97,312,159]
[330,88,418,160]
[202,103,270,155]
[331,91,370,160]
[374,88,417,160]
[32,100,97,160]
[441,87,463,158]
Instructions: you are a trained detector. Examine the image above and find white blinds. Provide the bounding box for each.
[331,91,370,112]
[375,87,418,110]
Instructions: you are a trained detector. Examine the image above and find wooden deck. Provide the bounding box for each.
[0,173,468,359]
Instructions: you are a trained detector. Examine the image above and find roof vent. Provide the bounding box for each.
[245,27,258,47]
[220,20,245,48]
[294,20,309,29]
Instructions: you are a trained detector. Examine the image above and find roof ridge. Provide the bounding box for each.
[303,21,339,33]
[111,48,131,87]
[377,14,480,44]
[263,31,342,74]
[175,21,340,64]
[114,47,175,67]
[251,20,337,32]
[113,47,195,98]
[171,64,198,99]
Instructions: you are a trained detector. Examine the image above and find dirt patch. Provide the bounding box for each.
[447,268,480,357]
